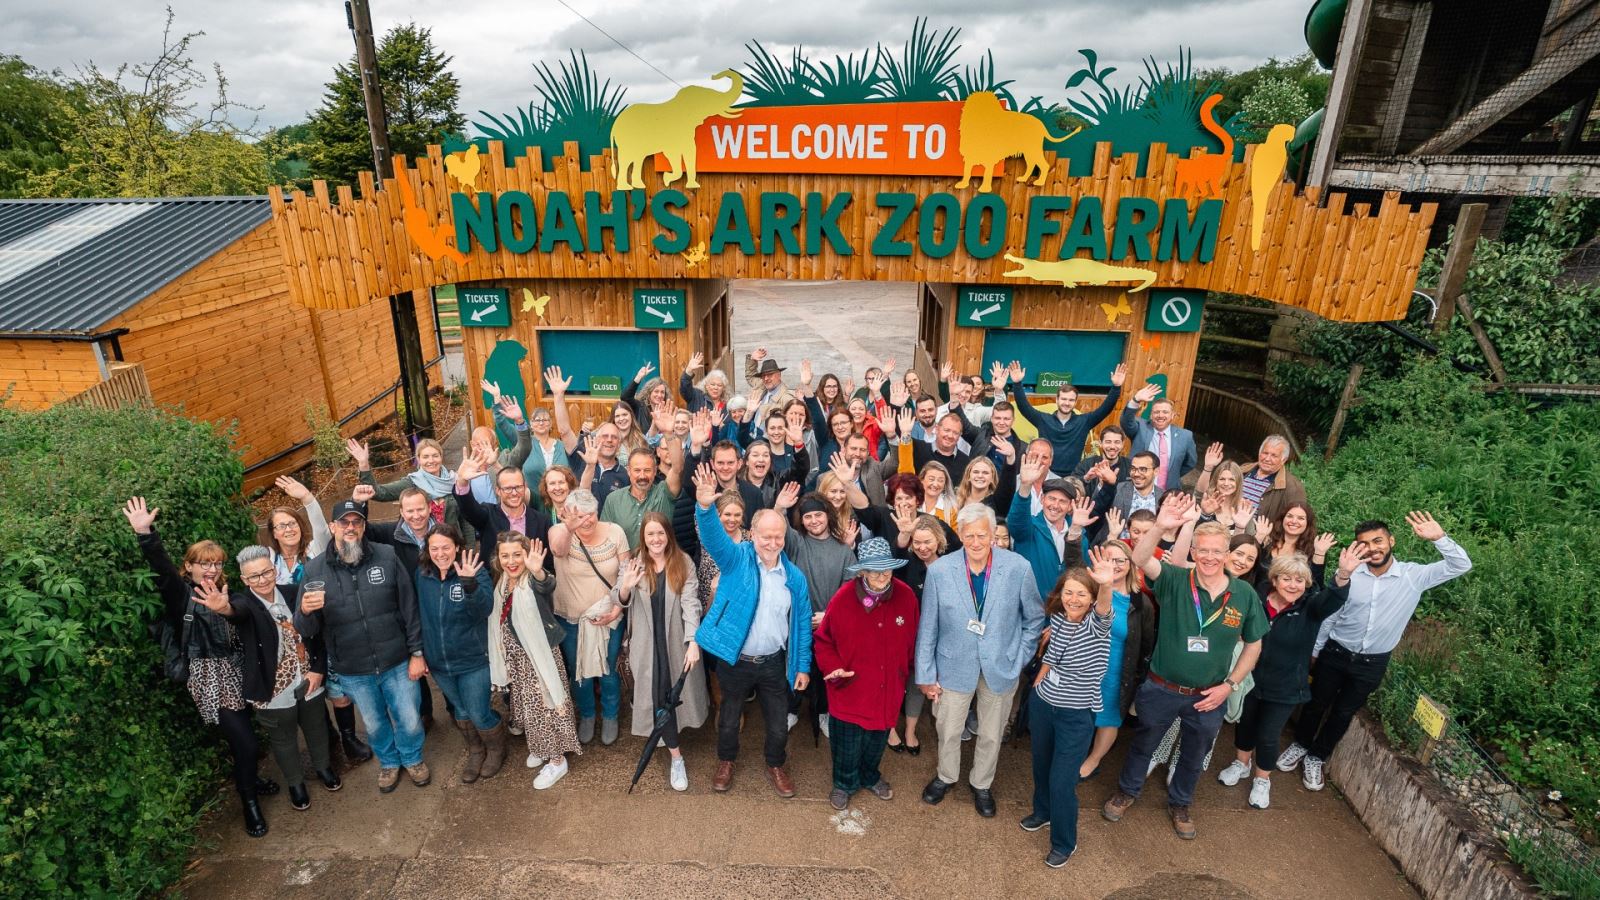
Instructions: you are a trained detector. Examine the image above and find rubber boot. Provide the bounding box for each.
[334,702,373,764]
[478,721,508,779]
[457,719,486,784]
[240,791,268,838]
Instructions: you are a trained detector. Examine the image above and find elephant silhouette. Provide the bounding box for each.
[955,91,1082,192]
[611,70,744,190]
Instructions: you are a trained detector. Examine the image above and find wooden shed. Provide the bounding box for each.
[0,197,440,490]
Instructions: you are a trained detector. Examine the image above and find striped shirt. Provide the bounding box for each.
[1241,470,1274,507]
[1033,607,1114,711]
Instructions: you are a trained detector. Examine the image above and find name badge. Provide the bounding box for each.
[1186,636,1210,653]
[967,619,986,636]
[1047,670,1062,686]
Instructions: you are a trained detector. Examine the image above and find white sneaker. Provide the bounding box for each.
[786,713,799,732]
[1217,760,1251,787]
[819,714,830,739]
[533,757,569,790]
[525,753,544,769]
[669,757,688,792]
[1249,777,1272,809]
[1302,756,1325,791]
[1276,742,1309,772]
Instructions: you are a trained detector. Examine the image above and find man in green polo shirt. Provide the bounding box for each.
[600,415,683,543]
[1102,493,1265,840]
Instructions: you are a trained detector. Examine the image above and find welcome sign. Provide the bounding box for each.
[670,101,968,176]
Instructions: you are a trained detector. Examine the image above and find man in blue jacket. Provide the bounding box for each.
[1007,361,1127,475]
[916,503,1046,818]
[1007,456,1086,597]
[692,464,813,799]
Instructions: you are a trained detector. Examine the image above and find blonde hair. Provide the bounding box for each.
[414,438,444,463]
[956,457,1000,509]
[1268,553,1313,585]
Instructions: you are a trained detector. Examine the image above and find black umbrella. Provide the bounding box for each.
[627,667,692,794]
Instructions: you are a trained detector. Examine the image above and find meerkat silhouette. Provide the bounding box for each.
[1173,94,1232,198]
[1250,124,1297,250]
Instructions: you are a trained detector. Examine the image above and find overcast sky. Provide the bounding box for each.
[9,0,1314,131]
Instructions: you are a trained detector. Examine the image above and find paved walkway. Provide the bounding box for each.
[194,281,1417,898]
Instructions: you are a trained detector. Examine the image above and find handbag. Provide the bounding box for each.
[150,603,196,683]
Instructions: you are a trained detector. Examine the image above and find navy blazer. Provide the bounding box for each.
[1120,406,1198,491]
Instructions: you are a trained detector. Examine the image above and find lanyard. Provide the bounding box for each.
[1189,568,1230,635]
[967,555,993,620]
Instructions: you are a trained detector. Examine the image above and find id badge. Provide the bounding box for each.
[967,618,986,636]
[1047,670,1063,687]
[1186,636,1210,653]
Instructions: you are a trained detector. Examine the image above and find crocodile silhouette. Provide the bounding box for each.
[1001,254,1157,292]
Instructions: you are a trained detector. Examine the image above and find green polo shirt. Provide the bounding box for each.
[1148,561,1267,689]
[600,480,676,543]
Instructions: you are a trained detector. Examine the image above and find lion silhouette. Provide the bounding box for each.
[955,91,1082,192]
[610,70,744,190]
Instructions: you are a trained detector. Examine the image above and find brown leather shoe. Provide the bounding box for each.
[766,765,796,798]
[405,762,431,787]
[1169,804,1197,840]
[1101,790,1136,822]
[712,761,735,792]
[378,767,400,793]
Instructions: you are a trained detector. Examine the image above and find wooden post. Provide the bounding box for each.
[1455,295,1509,383]
[1308,0,1374,192]
[1325,363,1364,460]
[1432,203,1488,333]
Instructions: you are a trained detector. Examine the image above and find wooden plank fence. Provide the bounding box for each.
[62,362,153,411]
[1185,381,1303,460]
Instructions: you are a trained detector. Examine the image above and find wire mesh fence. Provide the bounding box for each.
[1371,666,1600,898]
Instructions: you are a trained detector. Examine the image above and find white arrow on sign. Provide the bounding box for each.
[470,302,500,322]
[646,306,676,325]
[968,303,1003,323]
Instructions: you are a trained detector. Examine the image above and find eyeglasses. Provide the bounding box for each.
[243,570,276,583]
[272,522,298,532]
[194,561,224,570]
[334,518,365,529]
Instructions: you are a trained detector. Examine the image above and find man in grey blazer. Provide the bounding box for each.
[915,503,1047,818]
[1120,383,1197,492]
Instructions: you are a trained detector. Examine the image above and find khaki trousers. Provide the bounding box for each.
[933,675,1016,790]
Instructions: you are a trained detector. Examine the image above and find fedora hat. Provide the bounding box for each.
[753,358,785,376]
[846,537,908,575]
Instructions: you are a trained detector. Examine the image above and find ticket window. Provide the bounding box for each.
[981,328,1127,393]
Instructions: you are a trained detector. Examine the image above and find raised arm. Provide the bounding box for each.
[1006,362,1048,428]
[1406,511,1473,589]
[543,366,581,452]
[1080,364,1128,429]
[1133,493,1192,582]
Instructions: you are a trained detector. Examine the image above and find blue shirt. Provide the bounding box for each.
[742,559,793,656]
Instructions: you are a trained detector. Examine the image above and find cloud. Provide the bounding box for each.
[9,0,1313,130]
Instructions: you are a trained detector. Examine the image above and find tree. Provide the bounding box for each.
[305,23,465,186]
[21,11,269,198]
[1239,76,1314,142]
[1198,52,1329,127]
[0,56,78,197]
[261,121,315,190]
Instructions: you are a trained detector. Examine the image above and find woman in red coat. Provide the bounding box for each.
[813,537,920,810]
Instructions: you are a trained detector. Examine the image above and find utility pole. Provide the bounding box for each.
[346,0,434,439]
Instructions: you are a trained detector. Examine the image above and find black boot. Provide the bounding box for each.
[316,768,342,792]
[334,703,373,764]
[288,783,311,810]
[240,793,268,838]
[253,775,280,796]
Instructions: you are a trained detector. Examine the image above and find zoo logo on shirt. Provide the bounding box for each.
[367,567,386,586]
[449,583,465,603]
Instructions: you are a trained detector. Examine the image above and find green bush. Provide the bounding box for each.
[0,404,256,897]
[1296,357,1600,826]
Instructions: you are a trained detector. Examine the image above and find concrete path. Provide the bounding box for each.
[731,279,918,386]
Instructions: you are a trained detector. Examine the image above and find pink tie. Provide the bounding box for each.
[1157,430,1170,488]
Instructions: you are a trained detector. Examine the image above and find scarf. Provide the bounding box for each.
[406,467,458,500]
[856,577,891,611]
[575,594,621,681]
[488,574,567,708]
[396,518,427,548]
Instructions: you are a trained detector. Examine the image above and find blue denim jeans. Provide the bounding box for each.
[1028,692,1096,856]
[559,618,624,720]
[430,665,501,731]
[332,662,425,769]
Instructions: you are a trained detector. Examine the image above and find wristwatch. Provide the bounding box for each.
[411,651,425,658]
[1224,678,1241,692]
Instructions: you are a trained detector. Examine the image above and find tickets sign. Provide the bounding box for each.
[659,101,966,177]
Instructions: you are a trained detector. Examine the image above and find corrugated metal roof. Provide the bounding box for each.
[0,197,274,333]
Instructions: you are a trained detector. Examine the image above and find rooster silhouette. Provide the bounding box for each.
[444,144,482,190]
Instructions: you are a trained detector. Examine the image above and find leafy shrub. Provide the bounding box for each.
[1296,357,1600,826]
[0,404,256,897]
[304,402,342,468]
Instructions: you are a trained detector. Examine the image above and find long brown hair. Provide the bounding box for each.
[637,512,690,594]
[1044,566,1095,618]
[1271,502,1317,560]
[183,540,230,591]
[258,505,312,558]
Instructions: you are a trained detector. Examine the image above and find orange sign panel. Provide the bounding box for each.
[657,101,966,176]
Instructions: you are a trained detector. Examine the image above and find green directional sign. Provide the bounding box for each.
[588,374,623,397]
[633,288,686,330]
[1145,290,1205,333]
[1036,371,1074,394]
[1137,373,1170,420]
[459,287,511,328]
[957,286,1013,327]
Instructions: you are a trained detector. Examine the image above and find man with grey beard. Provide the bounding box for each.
[296,499,429,794]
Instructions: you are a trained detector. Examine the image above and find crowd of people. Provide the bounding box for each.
[132,347,1471,867]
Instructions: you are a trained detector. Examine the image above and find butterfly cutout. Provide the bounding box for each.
[444,144,481,190]
[521,289,550,317]
[681,242,708,269]
[1139,335,1162,352]
[1100,294,1132,325]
